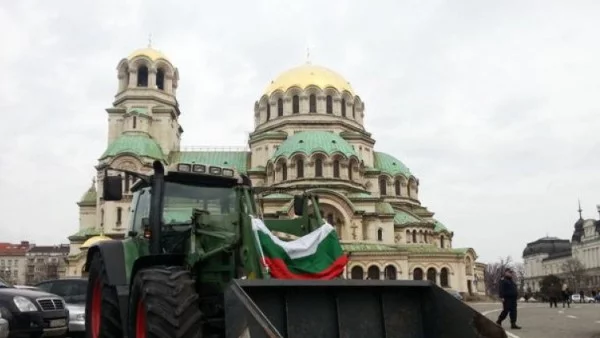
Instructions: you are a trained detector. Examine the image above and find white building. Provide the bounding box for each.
[523,207,600,292]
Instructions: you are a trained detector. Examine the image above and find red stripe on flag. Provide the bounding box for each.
[264,254,349,280]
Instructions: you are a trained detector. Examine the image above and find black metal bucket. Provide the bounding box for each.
[224,279,507,338]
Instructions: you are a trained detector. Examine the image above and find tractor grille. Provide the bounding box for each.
[36,298,65,311]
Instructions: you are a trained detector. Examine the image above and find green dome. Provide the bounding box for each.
[100,132,164,161]
[78,181,97,206]
[373,151,412,177]
[272,131,358,160]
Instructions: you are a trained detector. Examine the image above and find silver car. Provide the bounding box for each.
[33,278,88,337]
[0,312,8,338]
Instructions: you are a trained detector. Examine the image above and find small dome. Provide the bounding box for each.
[99,132,164,161]
[128,47,171,62]
[373,151,413,177]
[272,131,358,160]
[78,180,97,206]
[264,64,355,96]
[80,235,112,249]
[522,236,571,258]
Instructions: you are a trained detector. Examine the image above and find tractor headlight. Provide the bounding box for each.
[222,169,234,177]
[192,164,206,173]
[177,164,191,172]
[209,166,222,175]
[13,296,37,312]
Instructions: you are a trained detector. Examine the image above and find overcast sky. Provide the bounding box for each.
[1,0,599,263]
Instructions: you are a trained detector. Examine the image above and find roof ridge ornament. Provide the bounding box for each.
[578,199,583,219]
[148,33,153,48]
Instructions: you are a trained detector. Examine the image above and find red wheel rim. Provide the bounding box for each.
[91,280,102,338]
[136,299,147,338]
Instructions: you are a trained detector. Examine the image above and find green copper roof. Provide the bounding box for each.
[100,132,164,161]
[433,219,449,233]
[373,151,412,177]
[394,210,421,225]
[341,242,467,255]
[170,151,249,173]
[78,184,97,206]
[68,227,103,241]
[262,193,293,200]
[375,202,395,214]
[272,131,358,159]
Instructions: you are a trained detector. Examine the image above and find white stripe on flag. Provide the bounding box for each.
[251,217,335,260]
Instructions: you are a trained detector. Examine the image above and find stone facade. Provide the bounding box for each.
[66,47,485,294]
[523,208,600,292]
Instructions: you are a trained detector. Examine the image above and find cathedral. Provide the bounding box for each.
[66,46,486,295]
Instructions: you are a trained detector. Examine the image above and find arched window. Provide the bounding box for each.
[395,180,401,196]
[266,103,271,121]
[116,207,122,224]
[424,232,428,243]
[137,66,148,87]
[377,228,383,241]
[124,173,131,192]
[292,95,299,114]
[348,162,353,180]
[440,268,449,287]
[281,162,287,181]
[100,208,105,226]
[341,99,346,117]
[277,98,283,116]
[406,230,411,242]
[327,213,334,225]
[326,95,333,114]
[296,159,304,178]
[427,268,437,284]
[441,236,445,248]
[315,158,323,177]
[132,116,137,129]
[384,265,397,280]
[333,160,340,178]
[351,266,363,280]
[352,103,356,118]
[309,94,317,112]
[412,230,417,243]
[156,68,165,90]
[367,266,380,280]
[413,268,423,280]
[379,177,387,195]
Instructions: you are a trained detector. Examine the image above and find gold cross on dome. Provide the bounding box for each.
[148,33,153,48]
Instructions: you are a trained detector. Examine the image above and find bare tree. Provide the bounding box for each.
[561,257,587,291]
[513,262,526,293]
[484,255,514,296]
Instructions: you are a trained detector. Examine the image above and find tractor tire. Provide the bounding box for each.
[85,251,124,338]
[129,266,203,338]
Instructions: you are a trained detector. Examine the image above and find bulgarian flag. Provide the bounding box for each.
[251,217,348,280]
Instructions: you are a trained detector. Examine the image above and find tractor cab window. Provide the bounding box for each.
[132,188,151,234]
[162,182,237,224]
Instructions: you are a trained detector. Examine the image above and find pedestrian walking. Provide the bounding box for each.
[496,268,522,330]
[562,287,571,308]
[548,283,559,308]
[579,290,584,303]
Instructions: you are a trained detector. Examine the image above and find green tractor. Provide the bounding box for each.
[84,160,507,338]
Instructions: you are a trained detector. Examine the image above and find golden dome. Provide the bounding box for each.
[80,235,112,249]
[128,47,171,62]
[264,64,355,96]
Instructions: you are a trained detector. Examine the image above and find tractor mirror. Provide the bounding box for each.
[103,174,123,201]
[293,195,304,215]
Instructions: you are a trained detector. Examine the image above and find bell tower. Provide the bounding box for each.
[106,45,183,156]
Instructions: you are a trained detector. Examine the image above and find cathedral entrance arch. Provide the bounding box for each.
[300,190,354,240]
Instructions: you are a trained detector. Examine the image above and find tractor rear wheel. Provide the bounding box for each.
[85,251,124,338]
[129,266,203,338]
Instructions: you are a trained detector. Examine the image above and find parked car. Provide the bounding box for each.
[571,294,596,303]
[445,288,464,301]
[33,278,87,338]
[0,312,8,338]
[0,277,68,337]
